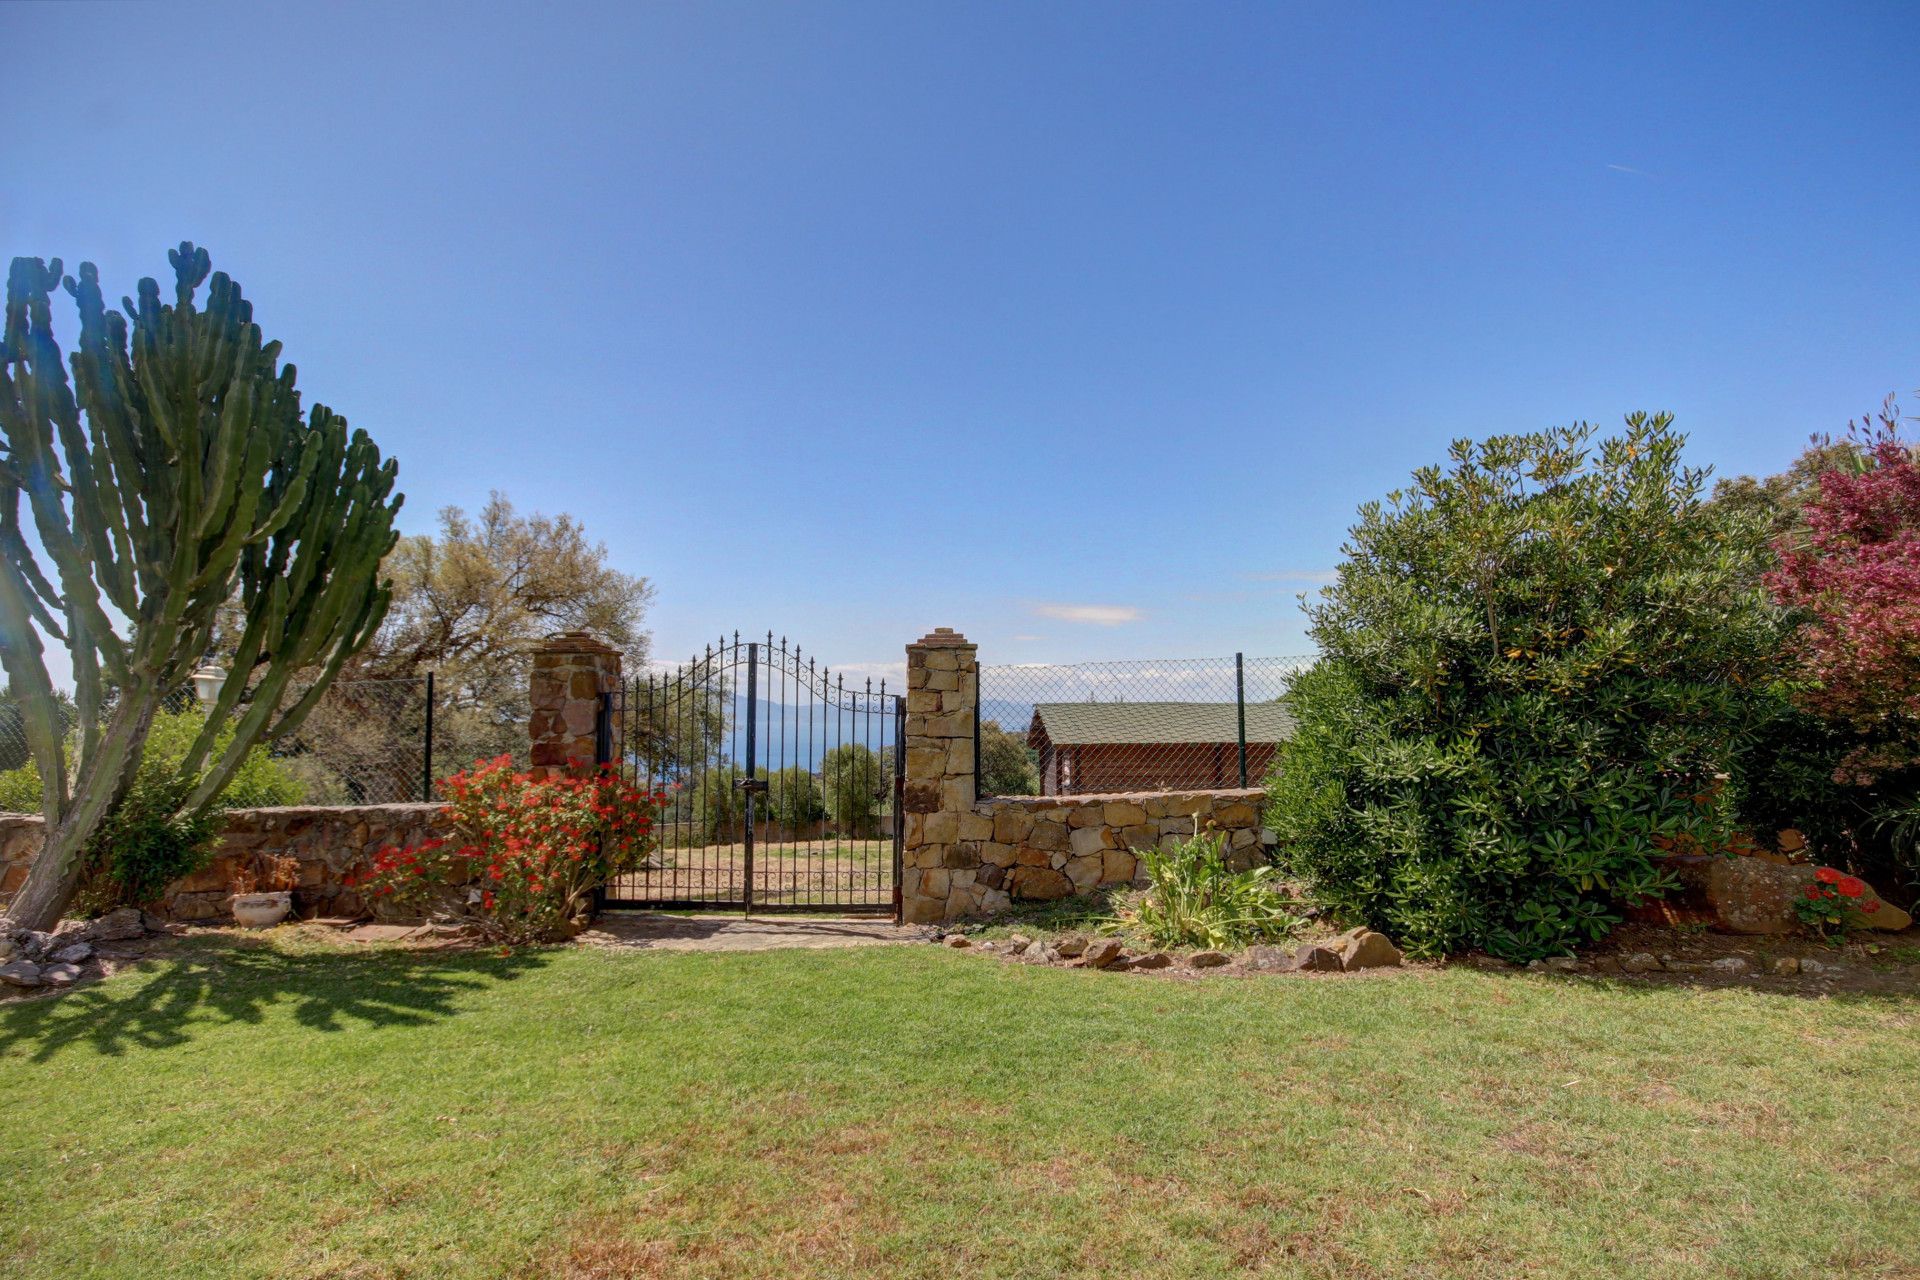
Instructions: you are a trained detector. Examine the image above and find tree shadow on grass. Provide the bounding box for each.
[0,932,554,1063]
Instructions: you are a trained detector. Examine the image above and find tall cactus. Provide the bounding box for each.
[0,243,402,929]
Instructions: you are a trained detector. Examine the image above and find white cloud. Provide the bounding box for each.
[1606,163,1652,177]
[1030,603,1143,626]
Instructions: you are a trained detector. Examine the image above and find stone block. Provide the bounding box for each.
[1213,802,1259,827]
[1069,826,1114,858]
[905,747,946,779]
[1102,801,1148,827]
[1010,866,1072,900]
[904,896,946,924]
[979,842,1017,867]
[1100,849,1137,884]
[958,811,993,841]
[1064,856,1102,893]
[923,809,959,845]
[992,808,1035,843]
[1029,821,1075,852]
[1066,806,1106,829]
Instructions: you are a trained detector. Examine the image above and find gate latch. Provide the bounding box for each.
[734,777,770,794]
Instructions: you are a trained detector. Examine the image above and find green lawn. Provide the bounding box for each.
[2,934,1916,1279]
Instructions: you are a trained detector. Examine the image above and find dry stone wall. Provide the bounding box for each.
[0,631,615,926]
[900,627,1273,924]
[0,804,452,922]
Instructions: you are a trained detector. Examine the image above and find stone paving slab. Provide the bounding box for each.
[581,913,930,952]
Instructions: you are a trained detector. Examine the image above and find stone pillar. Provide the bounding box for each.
[528,631,623,779]
[901,627,980,924]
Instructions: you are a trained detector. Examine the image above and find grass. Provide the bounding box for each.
[2,933,1917,1279]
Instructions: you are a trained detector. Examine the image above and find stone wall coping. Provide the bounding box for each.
[976,788,1265,808]
[537,630,620,655]
[911,627,974,648]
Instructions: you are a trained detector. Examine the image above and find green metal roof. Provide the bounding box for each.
[1028,701,1295,747]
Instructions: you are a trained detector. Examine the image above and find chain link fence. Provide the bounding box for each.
[0,674,469,811]
[977,654,1313,797]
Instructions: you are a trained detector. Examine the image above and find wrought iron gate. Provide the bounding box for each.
[599,632,904,918]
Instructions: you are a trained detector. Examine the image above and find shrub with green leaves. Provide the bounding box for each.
[1266,415,1789,960]
[0,705,302,910]
[1110,827,1305,950]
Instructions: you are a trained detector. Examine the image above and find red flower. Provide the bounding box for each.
[1803,885,1823,901]
[1835,876,1866,899]
[1814,866,1841,884]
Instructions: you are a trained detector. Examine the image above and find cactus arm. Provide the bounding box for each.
[2,244,403,930]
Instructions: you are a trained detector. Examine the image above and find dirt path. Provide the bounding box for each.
[579,913,930,952]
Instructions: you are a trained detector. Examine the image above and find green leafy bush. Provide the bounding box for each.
[1110,827,1305,950]
[0,705,303,910]
[1266,416,1789,960]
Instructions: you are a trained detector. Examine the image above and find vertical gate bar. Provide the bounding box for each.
[421,670,435,802]
[876,677,888,910]
[836,673,845,908]
[892,693,906,922]
[1236,652,1248,788]
[775,637,783,905]
[805,654,815,910]
[743,639,758,914]
[867,679,875,909]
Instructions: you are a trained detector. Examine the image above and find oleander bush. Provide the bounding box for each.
[1267,415,1791,960]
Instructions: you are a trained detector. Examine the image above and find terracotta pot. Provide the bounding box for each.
[231,890,292,928]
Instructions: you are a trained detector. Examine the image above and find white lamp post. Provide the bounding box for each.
[190,665,227,711]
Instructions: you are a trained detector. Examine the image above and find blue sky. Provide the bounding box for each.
[6,1,1916,679]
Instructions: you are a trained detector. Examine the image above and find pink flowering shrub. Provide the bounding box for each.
[1764,399,1920,785]
[349,755,667,943]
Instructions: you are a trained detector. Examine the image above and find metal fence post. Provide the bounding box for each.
[1235,652,1248,788]
[421,670,435,802]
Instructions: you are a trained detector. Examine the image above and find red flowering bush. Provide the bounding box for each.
[1793,864,1880,938]
[1765,401,1920,786]
[349,755,667,943]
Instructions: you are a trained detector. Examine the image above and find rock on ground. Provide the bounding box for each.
[1333,928,1403,971]
[0,960,43,988]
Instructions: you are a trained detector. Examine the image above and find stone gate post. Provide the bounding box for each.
[901,627,981,924]
[528,631,623,779]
